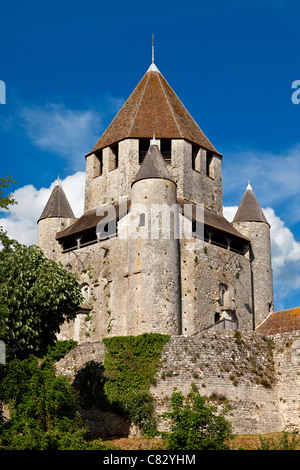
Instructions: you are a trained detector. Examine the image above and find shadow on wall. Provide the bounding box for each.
[73,360,131,438]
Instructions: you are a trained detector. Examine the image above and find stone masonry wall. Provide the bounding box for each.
[56,330,300,437]
[180,239,253,334]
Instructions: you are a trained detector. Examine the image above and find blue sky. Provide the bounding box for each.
[1,0,300,312]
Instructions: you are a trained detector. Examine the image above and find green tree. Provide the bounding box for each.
[0,175,17,211]
[0,175,17,251]
[162,386,233,450]
[0,241,83,360]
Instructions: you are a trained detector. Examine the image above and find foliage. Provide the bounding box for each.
[0,354,117,450]
[161,385,233,450]
[0,175,17,211]
[257,432,300,450]
[103,333,170,399]
[0,241,83,360]
[45,339,78,363]
[75,333,170,435]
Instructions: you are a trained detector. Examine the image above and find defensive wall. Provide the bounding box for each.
[56,330,300,437]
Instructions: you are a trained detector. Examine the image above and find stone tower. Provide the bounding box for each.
[83,62,223,215]
[36,55,274,342]
[37,179,75,260]
[126,138,182,335]
[232,182,273,327]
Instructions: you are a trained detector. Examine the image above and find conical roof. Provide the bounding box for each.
[132,140,175,185]
[233,182,269,225]
[38,182,75,223]
[86,65,221,156]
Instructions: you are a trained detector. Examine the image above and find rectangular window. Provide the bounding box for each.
[139,139,150,164]
[206,151,214,178]
[109,143,119,171]
[94,150,103,177]
[160,139,171,164]
[140,213,146,226]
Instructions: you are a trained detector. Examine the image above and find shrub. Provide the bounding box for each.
[161,386,233,450]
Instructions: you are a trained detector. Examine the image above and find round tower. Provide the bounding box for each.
[37,178,75,261]
[126,139,182,336]
[232,182,273,328]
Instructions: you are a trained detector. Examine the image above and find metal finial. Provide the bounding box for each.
[147,35,160,72]
[151,133,157,146]
[152,34,154,64]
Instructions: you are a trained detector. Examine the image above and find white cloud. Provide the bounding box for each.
[18,103,102,168]
[17,96,125,170]
[0,172,85,246]
[222,143,300,224]
[224,205,300,305]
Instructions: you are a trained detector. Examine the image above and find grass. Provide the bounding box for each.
[102,433,300,451]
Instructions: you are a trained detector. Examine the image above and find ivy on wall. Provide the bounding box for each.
[102,333,170,435]
[74,333,171,435]
[103,333,171,399]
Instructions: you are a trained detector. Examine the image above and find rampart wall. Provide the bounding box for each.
[56,330,300,436]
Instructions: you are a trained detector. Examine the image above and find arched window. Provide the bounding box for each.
[80,283,91,304]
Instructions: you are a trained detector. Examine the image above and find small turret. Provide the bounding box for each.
[37,178,75,260]
[126,138,182,335]
[232,182,273,328]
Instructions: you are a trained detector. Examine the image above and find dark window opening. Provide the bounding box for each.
[215,312,221,324]
[140,213,146,227]
[203,229,210,243]
[219,284,227,307]
[81,230,98,247]
[139,139,150,164]
[211,232,228,249]
[110,143,119,170]
[191,222,245,255]
[160,139,171,164]
[94,150,103,177]
[62,237,77,252]
[206,150,214,177]
[230,239,245,254]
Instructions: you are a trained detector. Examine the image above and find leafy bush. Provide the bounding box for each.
[162,385,233,450]
[0,355,116,450]
[46,340,78,363]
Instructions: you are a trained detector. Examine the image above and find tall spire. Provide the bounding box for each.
[148,34,160,72]
[152,33,155,64]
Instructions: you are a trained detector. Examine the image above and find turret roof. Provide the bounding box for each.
[233,182,269,225]
[86,65,221,156]
[132,139,175,185]
[38,182,75,223]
